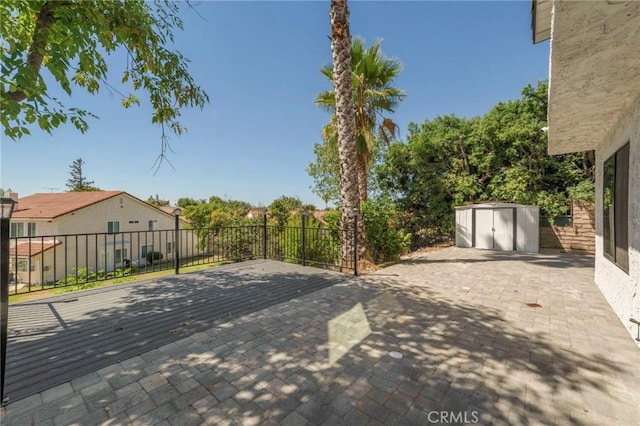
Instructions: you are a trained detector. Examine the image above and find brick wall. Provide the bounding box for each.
[539,201,595,252]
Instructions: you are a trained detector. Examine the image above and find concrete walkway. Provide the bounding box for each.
[1,247,638,425]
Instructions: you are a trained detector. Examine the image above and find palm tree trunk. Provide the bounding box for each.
[329,0,363,270]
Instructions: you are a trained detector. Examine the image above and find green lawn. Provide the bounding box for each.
[8,261,230,304]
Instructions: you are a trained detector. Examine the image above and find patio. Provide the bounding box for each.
[1,247,638,425]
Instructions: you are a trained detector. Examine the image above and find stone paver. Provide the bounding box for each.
[1,248,639,425]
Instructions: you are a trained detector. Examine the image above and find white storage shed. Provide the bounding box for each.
[455,203,539,253]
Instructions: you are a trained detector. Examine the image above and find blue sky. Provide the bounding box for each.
[1,1,549,208]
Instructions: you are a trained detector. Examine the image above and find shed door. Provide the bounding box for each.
[493,209,514,251]
[474,209,494,249]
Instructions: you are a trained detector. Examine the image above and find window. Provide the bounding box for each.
[107,221,120,234]
[15,259,35,272]
[13,223,36,237]
[148,220,158,231]
[115,248,128,264]
[141,245,154,259]
[167,241,175,254]
[10,223,24,237]
[603,142,629,273]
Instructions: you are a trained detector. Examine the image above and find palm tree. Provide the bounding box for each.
[328,0,362,268]
[317,37,405,203]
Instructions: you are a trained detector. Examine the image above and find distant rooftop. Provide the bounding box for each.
[12,240,62,257]
[11,191,125,219]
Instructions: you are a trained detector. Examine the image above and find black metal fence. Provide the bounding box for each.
[7,215,356,295]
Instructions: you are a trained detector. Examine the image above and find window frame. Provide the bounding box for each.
[114,248,128,264]
[141,245,154,259]
[10,222,24,237]
[15,259,35,272]
[107,220,120,234]
[602,142,629,273]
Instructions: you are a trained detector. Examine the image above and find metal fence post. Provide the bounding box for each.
[262,210,268,260]
[1,196,16,406]
[301,210,308,267]
[352,208,359,276]
[0,218,9,405]
[173,208,181,275]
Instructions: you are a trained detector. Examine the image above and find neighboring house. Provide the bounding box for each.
[532,1,640,344]
[10,240,62,285]
[8,191,190,284]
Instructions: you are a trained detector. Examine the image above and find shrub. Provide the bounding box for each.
[217,225,259,260]
[146,251,163,265]
[362,197,411,263]
[276,216,340,266]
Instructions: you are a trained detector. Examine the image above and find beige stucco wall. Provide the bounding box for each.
[594,97,640,346]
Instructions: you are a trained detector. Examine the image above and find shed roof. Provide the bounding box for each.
[455,203,538,210]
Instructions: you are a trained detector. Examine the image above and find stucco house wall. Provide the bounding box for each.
[532,0,640,346]
[53,193,177,235]
[594,98,640,340]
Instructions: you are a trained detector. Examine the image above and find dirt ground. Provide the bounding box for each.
[357,242,454,275]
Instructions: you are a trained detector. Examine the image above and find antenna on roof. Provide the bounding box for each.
[42,187,61,193]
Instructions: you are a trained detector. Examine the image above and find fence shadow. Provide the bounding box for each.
[5,255,638,425]
[5,260,345,401]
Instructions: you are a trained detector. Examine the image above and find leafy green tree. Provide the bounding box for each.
[269,196,302,229]
[147,194,170,207]
[316,36,405,203]
[66,158,99,191]
[303,204,317,213]
[224,199,252,218]
[1,0,209,165]
[177,197,204,208]
[376,81,594,247]
[307,133,340,207]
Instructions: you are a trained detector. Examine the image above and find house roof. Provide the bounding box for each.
[159,206,176,215]
[12,191,125,219]
[12,240,62,257]
[531,0,552,44]
[312,210,329,224]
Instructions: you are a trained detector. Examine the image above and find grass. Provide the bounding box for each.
[8,261,229,304]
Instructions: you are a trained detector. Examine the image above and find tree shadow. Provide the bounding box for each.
[5,260,345,401]
[3,256,638,426]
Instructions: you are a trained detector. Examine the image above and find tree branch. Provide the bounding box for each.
[7,2,55,101]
